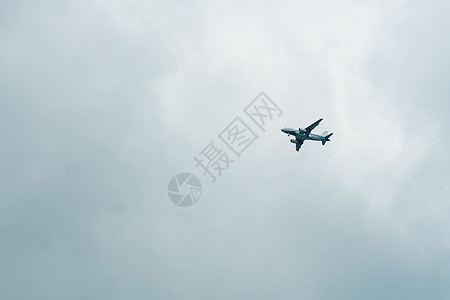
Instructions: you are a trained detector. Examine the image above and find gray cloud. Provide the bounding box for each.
[1,0,449,299]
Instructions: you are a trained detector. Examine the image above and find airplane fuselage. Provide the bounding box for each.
[281,120,333,151]
[281,128,325,143]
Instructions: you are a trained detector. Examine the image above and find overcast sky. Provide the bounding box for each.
[1,0,450,299]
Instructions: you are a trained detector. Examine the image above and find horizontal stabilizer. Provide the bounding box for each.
[322,133,333,145]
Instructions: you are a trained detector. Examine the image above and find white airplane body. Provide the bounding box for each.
[281,118,333,152]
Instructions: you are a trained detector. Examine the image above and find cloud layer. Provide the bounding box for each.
[1,0,449,299]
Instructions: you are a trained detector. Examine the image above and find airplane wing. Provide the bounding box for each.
[295,137,304,151]
[304,118,323,136]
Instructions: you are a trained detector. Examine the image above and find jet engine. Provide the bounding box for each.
[290,139,296,144]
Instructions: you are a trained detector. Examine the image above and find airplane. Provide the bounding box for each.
[281,118,333,151]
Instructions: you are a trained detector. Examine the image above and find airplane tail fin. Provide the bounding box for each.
[322,133,333,145]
